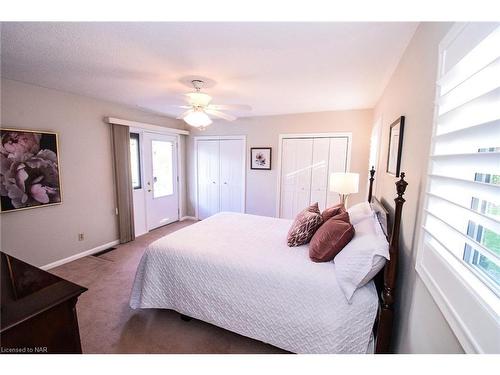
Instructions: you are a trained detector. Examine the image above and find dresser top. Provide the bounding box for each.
[1,251,87,332]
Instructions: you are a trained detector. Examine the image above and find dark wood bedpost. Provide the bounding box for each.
[368,166,375,202]
[375,172,408,354]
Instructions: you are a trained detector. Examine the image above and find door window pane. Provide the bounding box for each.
[152,140,174,198]
[130,133,141,189]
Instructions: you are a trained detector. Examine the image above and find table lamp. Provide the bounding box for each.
[329,172,359,206]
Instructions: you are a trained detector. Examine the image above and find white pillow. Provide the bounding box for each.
[334,213,389,302]
[347,201,373,225]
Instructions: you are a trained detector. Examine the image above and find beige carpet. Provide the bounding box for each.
[50,220,286,354]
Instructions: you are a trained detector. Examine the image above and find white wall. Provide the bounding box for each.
[372,22,465,353]
[1,79,186,267]
[186,109,373,218]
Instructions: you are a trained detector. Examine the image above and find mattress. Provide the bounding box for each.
[130,212,379,354]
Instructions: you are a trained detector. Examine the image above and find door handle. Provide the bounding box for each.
[224,182,228,185]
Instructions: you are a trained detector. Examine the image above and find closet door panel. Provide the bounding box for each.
[280,138,313,219]
[280,139,297,219]
[326,137,349,207]
[294,139,314,215]
[197,140,220,219]
[310,138,330,211]
[220,139,244,213]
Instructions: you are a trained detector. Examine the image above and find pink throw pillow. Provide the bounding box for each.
[321,203,346,222]
[309,211,355,262]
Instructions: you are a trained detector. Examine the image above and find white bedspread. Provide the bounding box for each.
[130,212,379,354]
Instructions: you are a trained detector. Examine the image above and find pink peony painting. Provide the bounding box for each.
[0,129,62,212]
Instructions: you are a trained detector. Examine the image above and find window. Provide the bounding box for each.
[130,133,141,189]
[151,140,174,198]
[417,23,500,353]
[463,166,500,294]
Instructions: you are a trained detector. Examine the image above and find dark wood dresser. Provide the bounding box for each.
[0,252,87,354]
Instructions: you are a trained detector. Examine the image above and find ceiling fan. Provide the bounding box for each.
[174,80,251,129]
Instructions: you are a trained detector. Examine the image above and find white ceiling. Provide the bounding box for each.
[1,22,418,118]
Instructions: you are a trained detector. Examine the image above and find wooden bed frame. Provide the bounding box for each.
[368,166,408,354]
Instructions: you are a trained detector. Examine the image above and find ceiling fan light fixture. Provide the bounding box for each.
[183,110,213,128]
[185,92,212,107]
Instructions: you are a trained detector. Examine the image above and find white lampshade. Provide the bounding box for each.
[184,110,213,128]
[329,172,359,194]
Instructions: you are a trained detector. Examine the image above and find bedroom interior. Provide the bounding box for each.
[0,2,499,372]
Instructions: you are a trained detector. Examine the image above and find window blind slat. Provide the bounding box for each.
[436,86,500,135]
[442,23,499,76]
[439,26,500,95]
[424,213,500,265]
[430,153,500,179]
[425,201,500,252]
[428,175,500,206]
[423,232,500,297]
[438,57,500,115]
[433,120,500,154]
[427,192,500,226]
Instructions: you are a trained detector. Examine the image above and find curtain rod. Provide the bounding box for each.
[105,117,189,135]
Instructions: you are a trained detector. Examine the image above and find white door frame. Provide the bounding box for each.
[193,135,247,220]
[131,127,183,233]
[275,132,353,218]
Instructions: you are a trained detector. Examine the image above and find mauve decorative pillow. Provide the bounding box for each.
[321,203,346,222]
[287,203,323,247]
[309,211,355,262]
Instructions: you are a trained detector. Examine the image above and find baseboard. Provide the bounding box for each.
[180,216,198,221]
[41,240,120,270]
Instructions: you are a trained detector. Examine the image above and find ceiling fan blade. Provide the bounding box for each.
[176,109,193,119]
[170,105,192,109]
[208,104,252,111]
[205,109,237,122]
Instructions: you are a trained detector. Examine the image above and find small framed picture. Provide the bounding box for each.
[386,116,405,177]
[250,147,272,170]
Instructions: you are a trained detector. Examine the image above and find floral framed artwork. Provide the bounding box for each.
[250,147,272,170]
[0,128,62,213]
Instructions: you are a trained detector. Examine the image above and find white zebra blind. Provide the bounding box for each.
[423,23,500,296]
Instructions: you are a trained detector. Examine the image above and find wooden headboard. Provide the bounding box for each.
[366,166,408,354]
[371,197,390,239]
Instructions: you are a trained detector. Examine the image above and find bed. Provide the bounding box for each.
[129,169,408,354]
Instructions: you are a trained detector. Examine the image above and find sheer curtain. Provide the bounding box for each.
[111,124,135,243]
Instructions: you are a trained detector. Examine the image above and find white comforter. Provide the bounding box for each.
[130,212,379,354]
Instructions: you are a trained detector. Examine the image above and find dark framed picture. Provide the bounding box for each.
[386,116,405,177]
[250,147,272,170]
[0,128,62,213]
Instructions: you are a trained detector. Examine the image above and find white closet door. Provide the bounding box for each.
[219,139,244,213]
[309,138,331,211]
[326,137,349,207]
[197,140,220,219]
[280,138,314,219]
